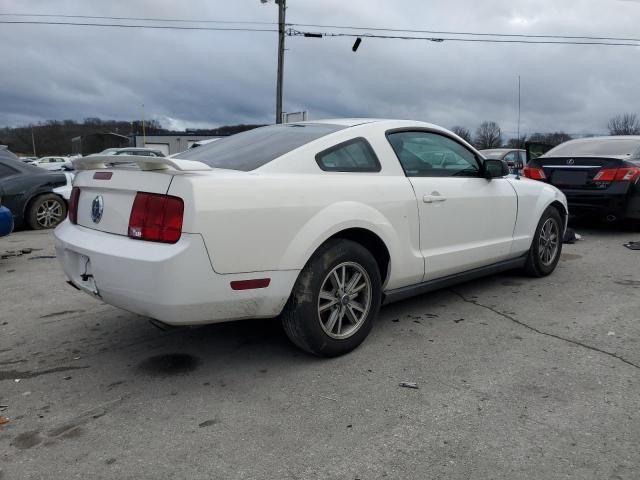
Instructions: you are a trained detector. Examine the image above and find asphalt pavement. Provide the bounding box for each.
[0,226,639,479]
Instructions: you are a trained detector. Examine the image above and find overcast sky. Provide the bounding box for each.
[1,0,639,137]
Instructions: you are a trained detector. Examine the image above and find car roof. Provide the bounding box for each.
[479,148,523,153]
[296,118,448,129]
[116,147,160,151]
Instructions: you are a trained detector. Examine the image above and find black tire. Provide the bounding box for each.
[26,193,67,230]
[524,206,563,277]
[281,239,382,357]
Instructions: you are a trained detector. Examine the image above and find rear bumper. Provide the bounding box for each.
[0,206,14,237]
[561,183,640,220]
[54,221,299,325]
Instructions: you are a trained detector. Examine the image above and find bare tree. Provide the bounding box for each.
[451,126,472,143]
[608,113,640,135]
[474,121,502,149]
[507,135,527,149]
[528,132,572,147]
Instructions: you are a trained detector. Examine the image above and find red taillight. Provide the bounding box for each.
[522,166,546,180]
[128,192,184,243]
[68,187,80,224]
[593,167,640,183]
[616,167,640,182]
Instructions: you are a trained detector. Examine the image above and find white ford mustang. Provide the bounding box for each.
[55,119,567,356]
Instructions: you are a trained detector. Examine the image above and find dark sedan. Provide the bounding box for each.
[0,150,70,229]
[523,136,640,224]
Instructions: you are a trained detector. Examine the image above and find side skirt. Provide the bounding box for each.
[382,255,527,305]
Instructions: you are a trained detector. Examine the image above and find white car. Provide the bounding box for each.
[54,119,567,356]
[33,156,73,171]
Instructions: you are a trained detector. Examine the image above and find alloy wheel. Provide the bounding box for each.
[36,199,64,228]
[539,217,559,266]
[317,261,372,340]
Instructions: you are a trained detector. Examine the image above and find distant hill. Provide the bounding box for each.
[0,118,264,156]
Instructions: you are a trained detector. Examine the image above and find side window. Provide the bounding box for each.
[387,131,480,177]
[519,151,527,163]
[316,137,381,172]
[0,163,19,179]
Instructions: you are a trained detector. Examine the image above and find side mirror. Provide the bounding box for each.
[484,159,509,179]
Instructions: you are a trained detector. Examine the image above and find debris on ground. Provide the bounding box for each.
[0,405,8,412]
[563,228,582,244]
[399,381,419,389]
[607,331,616,336]
[624,240,640,251]
[0,415,9,425]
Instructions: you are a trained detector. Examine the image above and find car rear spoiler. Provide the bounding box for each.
[72,155,212,172]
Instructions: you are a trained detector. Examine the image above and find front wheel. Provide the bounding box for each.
[281,239,382,357]
[524,206,563,277]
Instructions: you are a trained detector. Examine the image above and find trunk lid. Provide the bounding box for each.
[73,169,174,235]
[71,155,211,236]
[533,156,626,190]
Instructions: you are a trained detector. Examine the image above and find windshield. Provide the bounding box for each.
[544,138,640,158]
[174,123,345,171]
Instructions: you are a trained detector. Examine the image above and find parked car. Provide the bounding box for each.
[524,136,640,224]
[0,156,72,229]
[93,147,166,157]
[480,149,526,174]
[55,119,567,356]
[32,156,73,171]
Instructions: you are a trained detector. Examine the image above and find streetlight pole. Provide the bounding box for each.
[275,0,286,124]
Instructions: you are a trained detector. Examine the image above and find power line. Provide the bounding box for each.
[289,29,640,47]
[290,22,640,44]
[1,18,639,47]
[0,20,276,32]
[2,12,640,44]
[0,12,277,26]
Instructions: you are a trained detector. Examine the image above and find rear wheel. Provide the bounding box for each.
[27,194,67,230]
[524,206,563,277]
[281,239,381,357]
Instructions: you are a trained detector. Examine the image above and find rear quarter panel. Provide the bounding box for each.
[169,123,425,290]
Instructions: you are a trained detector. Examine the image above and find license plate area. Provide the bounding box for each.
[68,251,100,295]
[551,170,588,186]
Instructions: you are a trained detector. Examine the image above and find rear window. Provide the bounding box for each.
[316,138,381,172]
[544,138,640,159]
[174,123,345,171]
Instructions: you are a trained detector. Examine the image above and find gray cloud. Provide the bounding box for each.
[1,0,639,138]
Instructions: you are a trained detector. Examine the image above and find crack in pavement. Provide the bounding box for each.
[0,365,90,382]
[450,289,640,371]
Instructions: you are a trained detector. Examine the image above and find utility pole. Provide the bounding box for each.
[275,0,286,124]
[31,126,36,157]
[141,103,146,146]
[517,75,521,146]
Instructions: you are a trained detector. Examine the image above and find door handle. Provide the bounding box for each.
[423,194,447,203]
